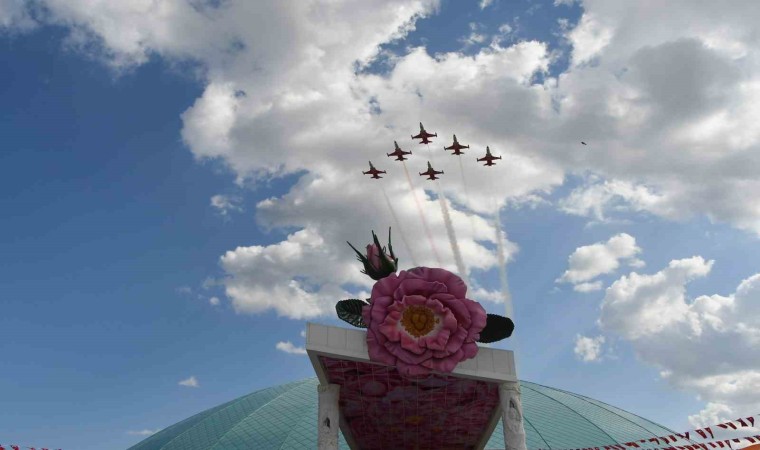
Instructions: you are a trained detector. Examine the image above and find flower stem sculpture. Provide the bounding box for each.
[337,227,515,377]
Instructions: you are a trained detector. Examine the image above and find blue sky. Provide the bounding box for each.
[2,0,760,449]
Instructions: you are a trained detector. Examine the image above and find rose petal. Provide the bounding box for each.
[399,330,427,355]
[365,267,483,377]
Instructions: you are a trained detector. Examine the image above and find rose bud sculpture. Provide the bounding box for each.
[336,228,515,377]
[346,228,398,281]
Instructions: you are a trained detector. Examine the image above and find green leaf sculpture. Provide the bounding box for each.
[336,299,369,328]
[477,314,515,343]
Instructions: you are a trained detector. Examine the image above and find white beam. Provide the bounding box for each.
[500,381,527,450]
[318,383,340,450]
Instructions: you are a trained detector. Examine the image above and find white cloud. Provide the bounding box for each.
[559,180,672,223]
[276,341,307,355]
[574,334,605,362]
[221,227,362,319]
[479,0,494,10]
[178,376,199,388]
[127,429,161,436]
[687,401,736,429]
[573,281,602,292]
[208,296,220,306]
[459,30,487,47]
[598,255,760,420]
[210,194,243,216]
[13,0,760,239]
[566,10,614,66]
[628,258,645,268]
[599,256,713,340]
[557,233,642,286]
[687,402,760,444]
[300,329,306,338]
[0,0,38,32]
[18,3,760,410]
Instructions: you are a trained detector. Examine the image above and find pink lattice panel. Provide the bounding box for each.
[320,356,500,450]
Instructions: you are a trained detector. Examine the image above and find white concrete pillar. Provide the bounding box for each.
[499,381,527,450]
[318,383,340,450]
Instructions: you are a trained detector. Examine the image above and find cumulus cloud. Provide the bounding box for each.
[220,226,363,319]
[559,179,672,223]
[598,256,760,422]
[14,2,760,389]
[208,296,220,306]
[574,334,605,362]
[276,341,307,355]
[557,233,642,288]
[178,376,199,388]
[210,194,243,216]
[553,2,760,235]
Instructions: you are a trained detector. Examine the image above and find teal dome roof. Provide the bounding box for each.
[129,378,686,450]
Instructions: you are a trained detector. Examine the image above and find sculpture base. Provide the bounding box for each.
[306,323,519,450]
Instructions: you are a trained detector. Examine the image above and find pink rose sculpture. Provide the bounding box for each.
[362,267,487,377]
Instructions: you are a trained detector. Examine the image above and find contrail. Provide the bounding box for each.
[493,200,513,319]
[381,186,419,267]
[425,141,468,283]
[435,181,469,285]
[401,160,442,266]
[457,154,477,239]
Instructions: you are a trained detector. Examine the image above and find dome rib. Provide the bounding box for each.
[206,379,314,450]
[276,386,323,450]
[521,383,620,447]
[158,379,310,450]
[549,386,697,446]
[521,411,551,449]
[549,385,664,439]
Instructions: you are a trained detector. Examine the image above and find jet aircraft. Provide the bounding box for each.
[363,161,386,179]
[444,134,469,155]
[477,146,502,166]
[419,161,444,180]
[387,141,412,161]
[411,122,437,144]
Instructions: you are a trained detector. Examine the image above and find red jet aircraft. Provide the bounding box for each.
[477,146,502,166]
[411,122,437,144]
[419,161,444,180]
[387,141,412,161]
[363,161,386,179]
[444,134,469,155]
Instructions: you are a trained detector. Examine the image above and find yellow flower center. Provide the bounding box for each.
[400,305,439,337]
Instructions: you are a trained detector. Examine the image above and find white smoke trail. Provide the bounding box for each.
[457,154,477,239]
[435,182,469,285]
[381,186,419,267]
[493,200,513,319]
[423,141,468,283]
[412,120,468,284]
[401,161,442,266]
[493,199,520,373]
